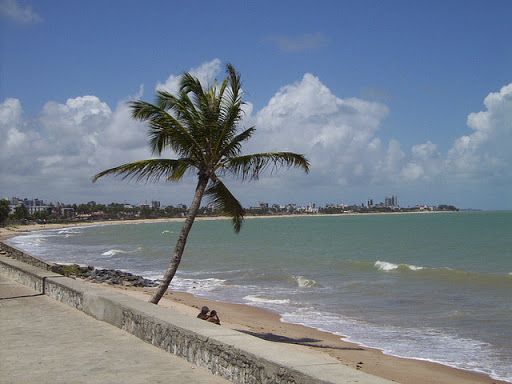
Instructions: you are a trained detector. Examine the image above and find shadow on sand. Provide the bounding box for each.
[237,330,365,351]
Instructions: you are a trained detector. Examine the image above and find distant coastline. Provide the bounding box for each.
[0,209,458,241]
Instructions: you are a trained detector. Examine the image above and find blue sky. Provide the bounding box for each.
[1,0,511,210]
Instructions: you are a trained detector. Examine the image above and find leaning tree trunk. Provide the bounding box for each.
[149,176,209,304]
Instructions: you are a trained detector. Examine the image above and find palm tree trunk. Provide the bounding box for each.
[149,176,209,304]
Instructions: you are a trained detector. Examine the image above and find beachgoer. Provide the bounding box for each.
[206,310,221,325]
[197,306,209,320]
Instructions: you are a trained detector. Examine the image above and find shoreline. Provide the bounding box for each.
[0,219,508,384]
[0,210,453,241]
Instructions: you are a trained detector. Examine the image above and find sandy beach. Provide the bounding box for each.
[0,220,507,384]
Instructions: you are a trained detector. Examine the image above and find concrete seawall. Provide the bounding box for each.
[0,241,393,384]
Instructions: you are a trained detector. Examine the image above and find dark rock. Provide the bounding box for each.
[55,263,157,288]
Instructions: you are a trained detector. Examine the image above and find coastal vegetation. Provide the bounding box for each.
[0,199,9,226]
[0,198,459,228]
[92,64,310,304]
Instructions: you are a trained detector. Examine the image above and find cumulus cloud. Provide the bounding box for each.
[403,141,442,181]
[156,59,222,94]
[0,0,42,24]
[250,73,389,189]
[447,83,512,180]
[243,74,512,205]
[0,98,34,174]
[0,93,155,202]
[1,58,511,208]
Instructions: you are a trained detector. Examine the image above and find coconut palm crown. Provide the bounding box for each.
[93,64,309,304]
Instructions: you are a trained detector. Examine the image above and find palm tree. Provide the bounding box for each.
[93,64,309,305]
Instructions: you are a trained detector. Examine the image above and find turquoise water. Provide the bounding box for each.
[8,211,512,382]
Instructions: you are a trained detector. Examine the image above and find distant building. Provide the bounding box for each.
[385,194,398,208]
[306,203,318,213]
[62,208,75,218]
[8,197,51,215]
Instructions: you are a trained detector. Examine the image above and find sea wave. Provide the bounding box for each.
[372,260,512,285]
[101,246,142,257]
[243,295,290,305]
[291,275,323,288]
[375,260,424,272]
[102,249,128,256]
[52,228,84,238]
[169,276,227,293]
[281,308,511,383]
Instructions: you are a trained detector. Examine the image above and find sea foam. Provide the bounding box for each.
[375,260,424,272]
[101,246,141,257]
[292,275,322,288]
[169,277,226,293]
[244,295,290,305]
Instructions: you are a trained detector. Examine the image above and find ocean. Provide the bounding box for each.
[7,211,512,382]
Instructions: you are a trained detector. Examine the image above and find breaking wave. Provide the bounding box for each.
[292,275,323,288]
[375,260,424,272]
[101,247,142,257]
[169,277,227,293]
[244,295,290,305]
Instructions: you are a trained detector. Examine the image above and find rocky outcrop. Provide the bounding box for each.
[58,264,157,287]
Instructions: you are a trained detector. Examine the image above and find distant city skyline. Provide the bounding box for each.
[4,194,463,212]
[1,1,511,210]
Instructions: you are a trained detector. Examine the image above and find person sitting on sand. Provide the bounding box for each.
[206,310,221,325]
[197,306,209,320]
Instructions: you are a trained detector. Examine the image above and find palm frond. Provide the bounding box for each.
[146,115,199,157]
[155,91,179,113]
[130,100,202,158]
[180,73,207,111]
[92,159,193,183]
[216,127,255,161]
[225,63,242,106]
[205,179,245,232]
[217,64,244,149]
[225,152,310,180]
[130,100,165,121]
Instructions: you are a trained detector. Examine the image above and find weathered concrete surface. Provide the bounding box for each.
[0,247,395,384]
[0,274,231,384]
[0,241,63,273]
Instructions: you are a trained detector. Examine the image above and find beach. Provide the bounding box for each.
[0,219,508,384]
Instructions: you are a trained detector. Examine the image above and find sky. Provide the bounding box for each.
[1,0,511,210]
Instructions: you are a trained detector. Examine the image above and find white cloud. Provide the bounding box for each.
[0,94,152,202]
[38,96,111,159]
[250,73,390,188]
[243,75,512,206]
[0,97,22,125]
[0,98,39,176]
[1,59,511,209]
[0,0,42,24]
[156,59,222,94]
[447,83,512,180]
[399,141,442,181]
